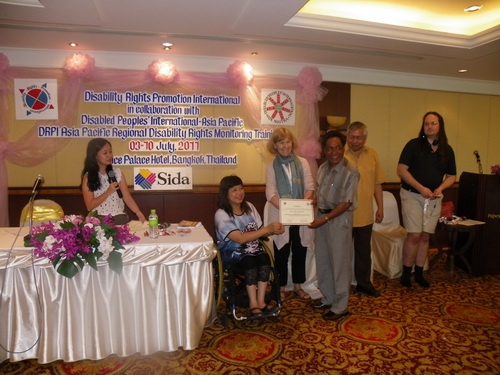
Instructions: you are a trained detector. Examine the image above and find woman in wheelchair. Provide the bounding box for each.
[215,175,285,318]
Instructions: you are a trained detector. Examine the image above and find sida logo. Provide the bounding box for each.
[261,89,295,125]
[15,79,58,120]
[135,169,157,190]
[157,171,191,186]
[133,167,193,191]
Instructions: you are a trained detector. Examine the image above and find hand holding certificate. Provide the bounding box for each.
[279,199,314,225]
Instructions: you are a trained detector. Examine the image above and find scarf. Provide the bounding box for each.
[273,153,304,199]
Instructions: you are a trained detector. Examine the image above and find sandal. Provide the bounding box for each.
[248,307,263,318]
[294,288,311,300]
[261,304,279,315]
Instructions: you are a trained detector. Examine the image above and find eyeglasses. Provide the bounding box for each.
[424,121,439,126]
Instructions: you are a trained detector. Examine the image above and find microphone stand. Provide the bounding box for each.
[473,151,483,175]
[475,155,483,174]
[27,190,39,237]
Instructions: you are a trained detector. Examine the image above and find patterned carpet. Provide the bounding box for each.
[1,257,500,375]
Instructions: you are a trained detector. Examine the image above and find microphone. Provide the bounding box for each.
[31,175,44,196]
[473,150,483,174]
[106,165,123,198]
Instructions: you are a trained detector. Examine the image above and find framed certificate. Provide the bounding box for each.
[279,199,314,225]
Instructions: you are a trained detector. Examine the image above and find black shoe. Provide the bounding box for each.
[261,305,279,315]
[311,301,332,310]
[400,276,412,287]
[401,266,412,287]
[323,310,350,321]
[248,308,263,319]
[356,285,381,297]
[415,277,430,288]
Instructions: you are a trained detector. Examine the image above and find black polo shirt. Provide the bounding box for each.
[398,138,456,192]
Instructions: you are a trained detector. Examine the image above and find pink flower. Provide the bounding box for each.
[227,60,253,87]
[64,53,95,79]
[491,164,500,175]
[147,60,178,85]
[296,66,327,104]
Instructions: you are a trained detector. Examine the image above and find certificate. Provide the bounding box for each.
[279,199,314,225]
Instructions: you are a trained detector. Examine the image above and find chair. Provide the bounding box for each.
[213,238,281,326]
[20,199,65,227]
[371,191,407,279]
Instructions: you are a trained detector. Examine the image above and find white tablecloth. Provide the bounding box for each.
[0,223,217,363]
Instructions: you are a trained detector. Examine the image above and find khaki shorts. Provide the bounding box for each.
[400,188,442,234]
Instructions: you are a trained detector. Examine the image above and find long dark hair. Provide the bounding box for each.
[418,111,450,159]
[80,138,111,192]
[218,175,251,217]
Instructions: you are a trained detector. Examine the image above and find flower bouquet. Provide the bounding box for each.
[24,211,140,279]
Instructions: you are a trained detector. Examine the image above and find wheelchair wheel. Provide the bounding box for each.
[212,247,224,309]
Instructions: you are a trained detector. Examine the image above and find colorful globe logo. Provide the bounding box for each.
[19,83,54,116]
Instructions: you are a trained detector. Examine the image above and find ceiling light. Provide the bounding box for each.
[162,42,173,51]
[458,69,468,73]
[251,52,258,56]
[464,5,483,12]
[69,42,78,47]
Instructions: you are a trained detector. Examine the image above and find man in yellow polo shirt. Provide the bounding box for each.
[345,121,385,297]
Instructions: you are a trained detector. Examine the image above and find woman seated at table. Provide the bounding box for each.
[214,175,285,318]
[80,138,146,225]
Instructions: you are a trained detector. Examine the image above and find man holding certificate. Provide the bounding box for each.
[266,128,315,302]
[309,130,359,321]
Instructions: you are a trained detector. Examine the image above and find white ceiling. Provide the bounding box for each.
[0,0,499,82]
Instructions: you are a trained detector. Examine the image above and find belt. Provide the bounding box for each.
[318,208,332,214]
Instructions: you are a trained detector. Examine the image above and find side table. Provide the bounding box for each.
[429,220,485,280]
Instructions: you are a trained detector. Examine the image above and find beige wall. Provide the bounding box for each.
[8,84,500,187]
[351,84,500,182]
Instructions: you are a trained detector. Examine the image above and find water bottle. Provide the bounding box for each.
[148,209,159,239]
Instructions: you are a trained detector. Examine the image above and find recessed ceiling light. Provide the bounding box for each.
[458,69,468,73]
[464,5,482,12]
[251,52,258,56]
[68,42,78,47]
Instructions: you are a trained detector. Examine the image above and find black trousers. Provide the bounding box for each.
[352,224,374,289]
[274,225,307,287]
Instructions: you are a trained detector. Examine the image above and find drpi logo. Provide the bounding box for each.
[262,90,294,124]
[19,83,55,116]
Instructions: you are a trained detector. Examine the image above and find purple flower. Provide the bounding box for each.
[29,213,140,278]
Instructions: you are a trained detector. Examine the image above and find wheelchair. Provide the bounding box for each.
[213,238,282,326]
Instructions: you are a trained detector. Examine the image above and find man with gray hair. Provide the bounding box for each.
[345,121,385,297]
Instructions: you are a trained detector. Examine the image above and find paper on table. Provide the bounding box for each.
[128,220,149,233]
[177,220,201,229]
[459,219,486,226]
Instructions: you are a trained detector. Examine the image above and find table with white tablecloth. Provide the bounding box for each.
[0,223,217,364]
